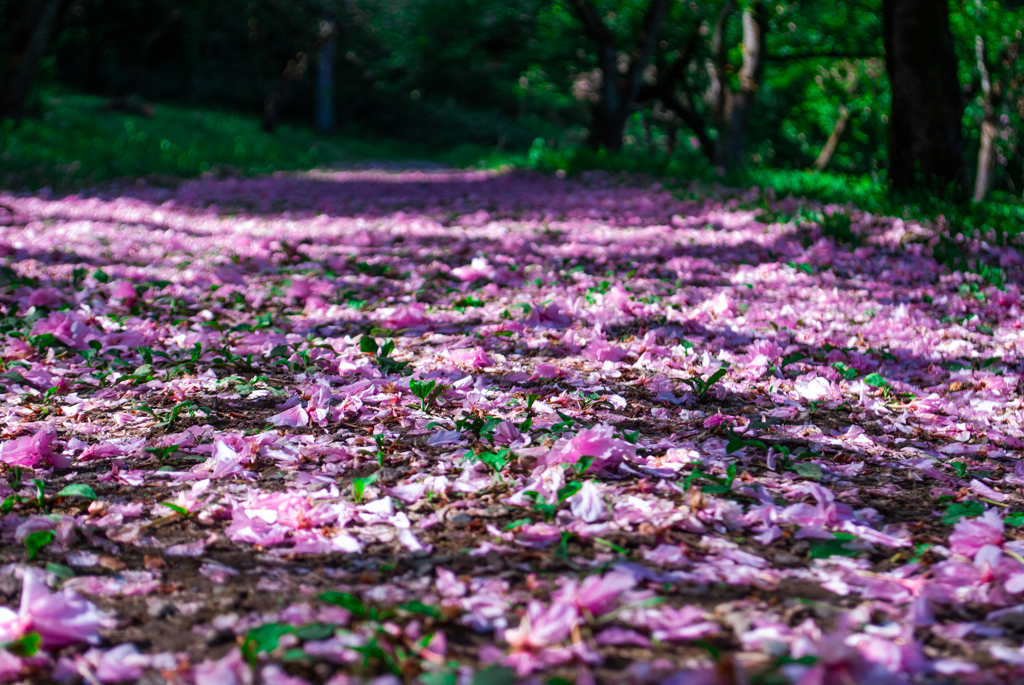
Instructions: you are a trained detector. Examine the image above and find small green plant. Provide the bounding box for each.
[360,337,410,376]
[725,431,768,454]
[144,445,177,462]
[25,530,54,559]
[320,591,374,620]
[241,623,294,665]
[684,463,736,494]
[942,499,984,525]
[455,412,502,441]
[31,479,46,508]
[56,484,98,500]
[808,532,860,559]
[681,367,727,399]
[864,372,891,394]
[831,362,858,380]
[522,491,556,521]
[352,473,379,503]
[464,447,510,474]
[410,378,444,411]
[548,410,577,434]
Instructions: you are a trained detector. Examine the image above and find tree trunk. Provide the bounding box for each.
[706,0,734,161]
[570,0,670,151]
[882,0,967,196]
[973,35,998,203]
[814,104,851,171]
[316,38,335,133]
[718,1,767,168]
[974,120,997,202]
[0,0,71,122]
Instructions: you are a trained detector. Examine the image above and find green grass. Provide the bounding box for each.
[0,91,516,191]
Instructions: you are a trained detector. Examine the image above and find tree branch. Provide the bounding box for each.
[624,0,672,104]
[566,0,616,51]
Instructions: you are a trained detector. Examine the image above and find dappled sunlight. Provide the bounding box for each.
[0,170,1024,682]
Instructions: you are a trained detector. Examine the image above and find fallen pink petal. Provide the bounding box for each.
[0,151,1022,685]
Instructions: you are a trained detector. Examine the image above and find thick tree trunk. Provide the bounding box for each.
[0,0,71,122]
[882,0,967,196]
[571,0,670,151]
[705,1,767,168]
[814,104,851,171]
[706,0,734,157]
[719,1,767,168]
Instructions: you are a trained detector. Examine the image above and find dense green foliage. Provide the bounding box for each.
[1,0,1023,198]
[0,92,505,190]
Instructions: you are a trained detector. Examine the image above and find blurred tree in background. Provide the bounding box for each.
[1,0,1023,199]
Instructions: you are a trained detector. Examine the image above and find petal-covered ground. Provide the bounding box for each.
[1,168,1023,684]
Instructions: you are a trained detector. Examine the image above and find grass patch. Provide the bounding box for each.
[0,91,515,191]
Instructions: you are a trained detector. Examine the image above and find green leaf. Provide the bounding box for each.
[31,479,45,506]
[319,591,367,619]
[831,362,858,380]
[0,370,29,385]
[25,530,55,559]
[808,533,860,559]
[4,632,40,657]
[421,673,458,685]
[790,462,824,480]
[502,518,531,531]
[557,481,582,502]
[472,667,516,685]
[1006,512,1024,527]
[45,562,75,579]
[57,484,98,500]
[242,623,293,663]
[780,353,807,368]
[532,502,556,521]
[573,456,595,476]
[352,473,378,503]
[359,337,379,355]
[291,624,336,641]
[474,447,510,473]
[942,500,984,525]
[400,600,441,619]
[864,372,888,388]
[1,495,15,515]
[93,269,109,284]
[162,502,189,517]
[706,367,728,387]
[410,378,436,403]
[594,538,628,555]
